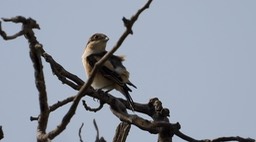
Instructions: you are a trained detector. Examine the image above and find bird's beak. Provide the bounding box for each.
[105,36,109,42]
[35,24,40,29]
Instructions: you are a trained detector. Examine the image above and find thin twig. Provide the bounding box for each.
[93,119,106,142]
[30,116,39,121]
[78,123,84,142]
[49,95,76,112]
[82,100,104,112]
[93,119,100,142]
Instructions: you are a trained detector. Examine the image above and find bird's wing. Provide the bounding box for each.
[86,52,106,68]
[87,52,136,110]
[110,55,137,89]
[86,53,136,90]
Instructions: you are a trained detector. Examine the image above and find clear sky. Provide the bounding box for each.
[0,0,256,142]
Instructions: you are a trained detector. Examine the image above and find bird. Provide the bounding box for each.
[82,33,137,110]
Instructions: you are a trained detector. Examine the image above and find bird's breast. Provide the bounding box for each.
[92,72,114,90]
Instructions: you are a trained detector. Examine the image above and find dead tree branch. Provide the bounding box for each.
[210,136,255,142]
[82,100,104,112]
[0,16,49,142]
[113,122,131,142]
[0,126,3,140]
[110,97,177,141]
[49,95,76,112]
[93,119,107,142]
[78,123,84,142]
[41,51,84,90]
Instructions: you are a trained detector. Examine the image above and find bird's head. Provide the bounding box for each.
[86,33,109,53]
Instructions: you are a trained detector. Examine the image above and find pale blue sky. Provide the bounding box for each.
[0,0,255,142]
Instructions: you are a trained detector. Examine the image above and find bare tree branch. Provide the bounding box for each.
[207,136,255,142]
[113,122,131,142]
[0,17,49,142]
[30,96,75,122]
[30,116,39,121]
[78,123,84,142]
[30,43,49,142]
[82,100,104,112]
[49,95,76,112]
[0,16,40,40]
[41,51,84,90]
[93,119,106,142]
[0,126,4,140]
[110,97,178,142]
[93,119,100,142]
[122,0,152,35]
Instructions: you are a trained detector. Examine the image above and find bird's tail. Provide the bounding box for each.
[121,85,135,111]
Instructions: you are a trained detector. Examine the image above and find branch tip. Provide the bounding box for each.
[30,116,39,121]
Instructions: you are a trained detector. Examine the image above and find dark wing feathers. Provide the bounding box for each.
[86,52,107,67]
[86,52,136,90]
[127,82,137,89]
[109,55,125,68]
[101,66,126,87]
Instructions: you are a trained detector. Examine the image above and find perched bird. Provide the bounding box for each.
[82,33,137,110]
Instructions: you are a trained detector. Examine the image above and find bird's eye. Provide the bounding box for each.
[94,35,99,40]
